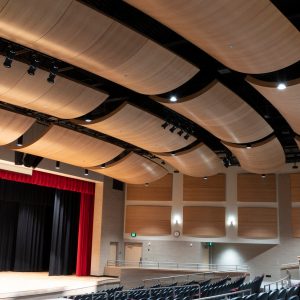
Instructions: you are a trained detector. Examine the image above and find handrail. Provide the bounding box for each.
[263,270,291,292]
[107,259,249,272]
[196,288,252,300]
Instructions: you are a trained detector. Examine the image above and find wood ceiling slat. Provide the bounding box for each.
[156,143,224,177]
[126,0,300,74]
[0,55,107,119]
[0,109,35,145]
[92,152,168,184]
[84,103,196,153]
[248,77,300,135]
[223,136,285,174]
[160,81,273,143]
[11,125,123,168]
[0,0,198,95]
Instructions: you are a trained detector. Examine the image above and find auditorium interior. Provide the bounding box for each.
[1,0,300,299]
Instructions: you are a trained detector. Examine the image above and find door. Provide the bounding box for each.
[108,242,118,265]
[125,242,143,267]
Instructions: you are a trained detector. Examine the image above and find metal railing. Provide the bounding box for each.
[263,270,292,292]
[107,260,249,272]
[196,288,252,300]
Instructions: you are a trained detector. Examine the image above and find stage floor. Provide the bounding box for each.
[0,272,120,300]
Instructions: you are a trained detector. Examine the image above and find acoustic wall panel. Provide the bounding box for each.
[290,173,300,202]
[125,205,171,236]
[291,208,300,238]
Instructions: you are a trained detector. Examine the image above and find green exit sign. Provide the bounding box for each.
[131,232,137,237]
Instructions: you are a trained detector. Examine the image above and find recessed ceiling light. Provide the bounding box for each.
[203,176,208,180]
[246,144,252,149]
[277,83,286,90]
[170,96,177,102]
[261,174,266,178]
[85,118,92,123]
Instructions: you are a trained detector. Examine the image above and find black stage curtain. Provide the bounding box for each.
[0,179,80,275]
[49,189,80,276]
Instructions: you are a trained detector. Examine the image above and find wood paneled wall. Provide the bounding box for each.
[291,207,300,237]
[127,174,172,201]
[183,206,225,237]
[125,205,171,236]
[238,207,278,238]
[183,174,225,201]
[290,174,300,202]
[237,174,276,202]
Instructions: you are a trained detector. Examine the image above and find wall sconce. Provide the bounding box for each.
[227,216,236,227]
[173,214,182,225]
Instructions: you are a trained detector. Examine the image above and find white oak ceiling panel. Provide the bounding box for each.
[84,103,196,153]
[248,77,300,135]
[92,152,168,184]
[126,0,300,74]
[156,143,223,177]
[0,55,107,119]
[160,81,273,143]
[0,109,35,145]
[223,136,285,174]
[0,0,198,94]
[11,125,123,168]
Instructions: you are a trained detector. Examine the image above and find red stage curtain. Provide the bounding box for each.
[76,193,94,276]
[0,169,95,276]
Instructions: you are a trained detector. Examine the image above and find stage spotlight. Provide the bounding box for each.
[100,164,106,169]
[170,96,177,102]
[246,144,252,149]
[3,47,16,68]
[203,176,208,180]
[55,161,60,170]
[292,162,298,169]
[16,136,23,147]
[27,55,39,76]
[85,118,92,123]
[177,129,184,136]
[184,133,190,140]
[277,83,286,90]
[261,174,266,178]
[169,125,176,133]
[84,169,89,176]
[47,63,59,84]
[161,121,169,129]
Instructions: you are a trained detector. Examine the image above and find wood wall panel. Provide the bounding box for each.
[93,153,168,184]
[157,143,224,177]
[85,103,195,153]
[161,81,272,144]
[237,174,276,202]
[290,173,300,202]
[183,206,225,237]
[183,174,225,201]
[0,0,198,95]
[238,207,278,238]
[223,136,285,174]
[291,208,300,238]
[127,174,172,201]
[125,205,171,236]
[126,0,300,74]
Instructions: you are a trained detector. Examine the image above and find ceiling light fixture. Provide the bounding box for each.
[184,133,190,140]
[170,96,177,102]
[55,161,60,170]
[27,55,39,76]
[177,129,184,136]
[161,121,169,129]
[246,144,252,149]
[3,47,16,68]
[169,125,177,133]
[292,162,298,169]
[47,62,59,84]
[84,169,89,176]
[100,164,106,169]
[85,118,92,123]
[16,136,23,147]
[277,83,286,90]
[203,176,208,180]
[261,174,266,178]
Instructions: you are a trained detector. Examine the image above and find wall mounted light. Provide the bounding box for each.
[227,216,236,227]
[173,214,182,225]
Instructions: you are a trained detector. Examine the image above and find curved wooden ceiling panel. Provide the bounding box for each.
[0,0,198,95]
[247,77,300,135]
[156,143,223,177]
[84,103,196,153]
[161,81,273,143]
[126,0,300,74]
[12,125,123,168]
[223,137,285,174]
[92,153,168,184]
[0,56,107,119]
[0,109,35,145]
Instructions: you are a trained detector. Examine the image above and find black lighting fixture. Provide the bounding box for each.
[161,160,166,165]
[169,125,177,133]
[16,135,23,147]
[27,55,39,76]
[84,169,89,176]
[161,121,169,129]
[100,164,106,169]
[177,129,184,136]
[47,62,59,84]
[3,46,16,68]
[261,174,266,178]
[223,154,232,168]
[292,162,298,169]
[184,133,190,140]
[55,161,60,170]
[246,144,252,149]
[203,176,208,180]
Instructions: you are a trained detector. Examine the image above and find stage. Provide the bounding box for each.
[0,272,120,300]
